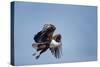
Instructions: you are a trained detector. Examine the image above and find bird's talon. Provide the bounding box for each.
[36,55,40,59]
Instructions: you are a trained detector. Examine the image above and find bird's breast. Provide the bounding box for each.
[50,39,61,48]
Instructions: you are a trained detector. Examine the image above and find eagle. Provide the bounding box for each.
[32,24,62,59]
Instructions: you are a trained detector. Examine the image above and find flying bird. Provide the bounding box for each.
[32,24,62,59]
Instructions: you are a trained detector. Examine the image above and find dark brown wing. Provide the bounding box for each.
[34,30,48,43]
[34,24,56,43]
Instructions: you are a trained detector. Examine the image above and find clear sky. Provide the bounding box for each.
[13,1,97,65]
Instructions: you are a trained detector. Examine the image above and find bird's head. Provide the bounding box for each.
[53,34,62,42]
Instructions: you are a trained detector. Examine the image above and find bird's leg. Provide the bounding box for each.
[32,42,50,59]
[33,47,42,56]
[40,48,48,55]
[36,55,40,59]
[38,48,48,58]
[35,50,41,59]
[32,42,44,56]
[35,47,48,59]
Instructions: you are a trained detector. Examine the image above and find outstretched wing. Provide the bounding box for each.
[34,24,56,43]
[34,30,47,43]
[34,31,43,43]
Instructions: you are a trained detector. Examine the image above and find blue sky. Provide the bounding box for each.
[13,1,97,65]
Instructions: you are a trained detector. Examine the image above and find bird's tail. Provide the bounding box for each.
[50,45,62,59]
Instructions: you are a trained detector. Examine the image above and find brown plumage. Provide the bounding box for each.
[32,24,62,59]
[32,24,56,59]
